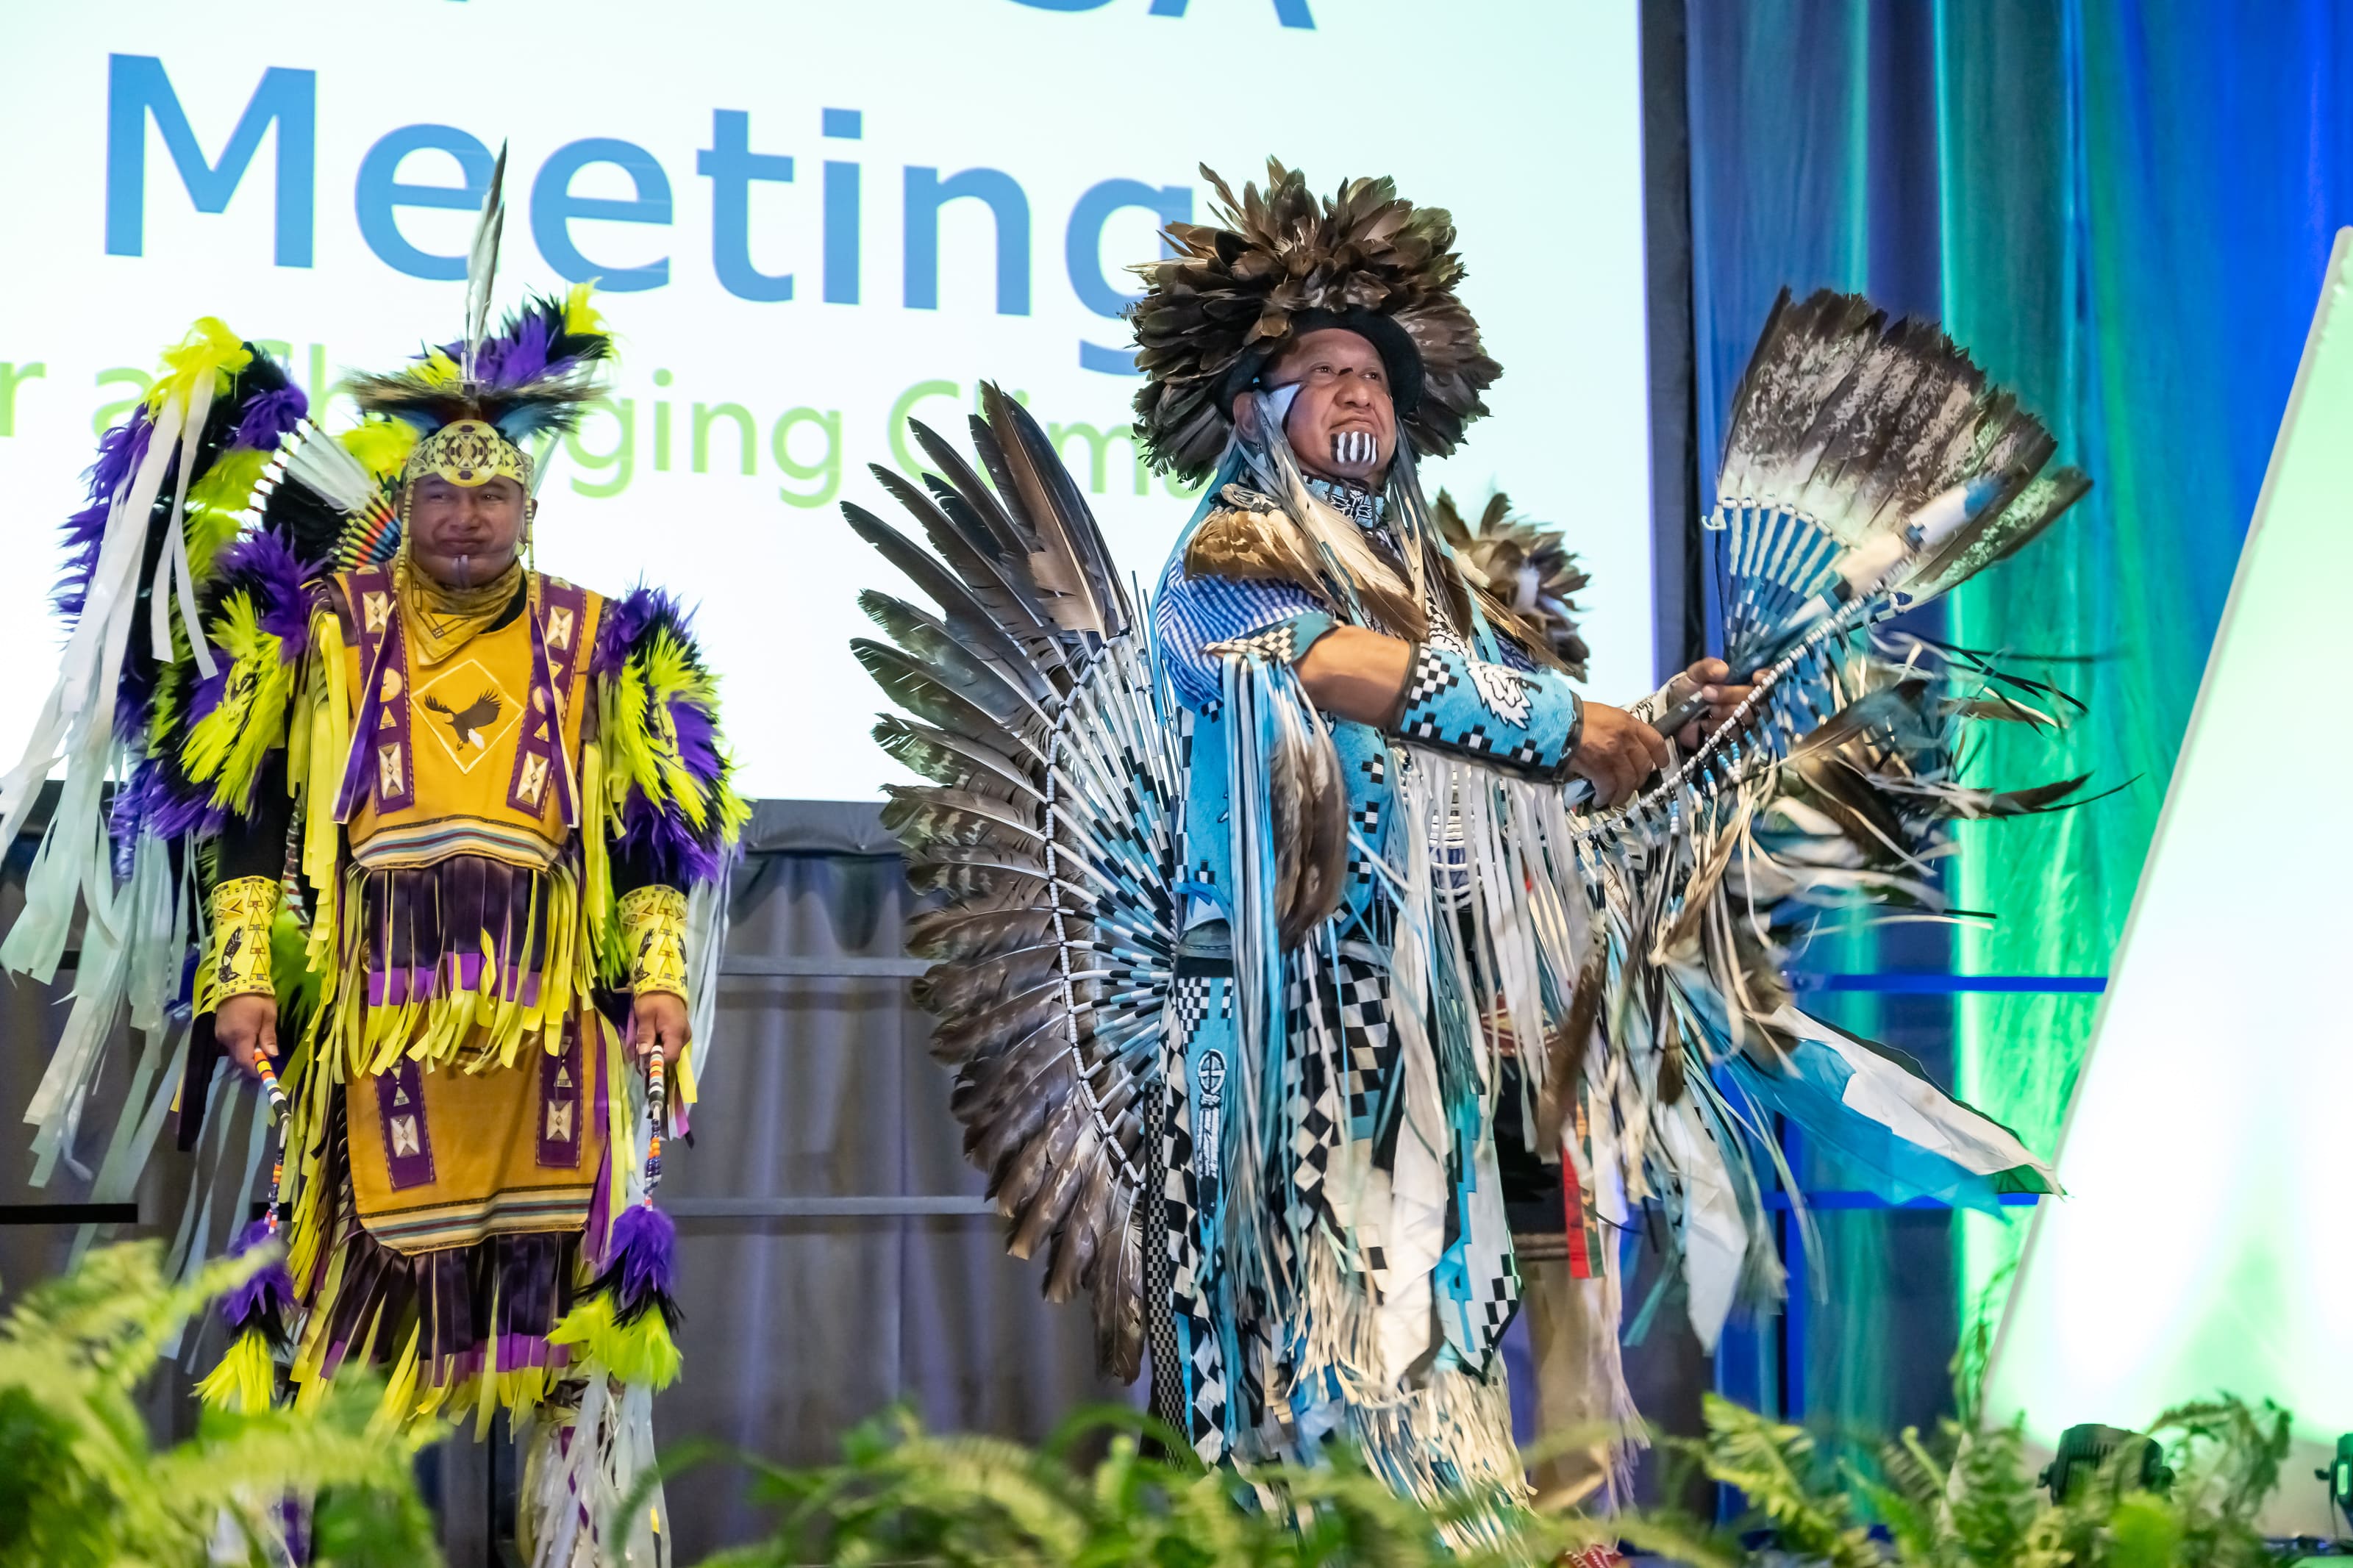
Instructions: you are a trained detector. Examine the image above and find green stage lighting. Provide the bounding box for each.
[1986,229,2353,1538]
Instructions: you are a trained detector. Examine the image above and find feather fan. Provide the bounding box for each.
[849,384,1177,1382]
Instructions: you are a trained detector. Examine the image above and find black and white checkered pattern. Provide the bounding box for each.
[1204,622,1303,663]
[1331,962,1396,1132]
[1141,1081,1187,1434]
[1164,973,1232,1460]
[1402,645,1459,707]
[1474,1255,1524,1346]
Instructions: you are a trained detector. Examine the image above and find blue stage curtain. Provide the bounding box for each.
[1684,0,2353,1429]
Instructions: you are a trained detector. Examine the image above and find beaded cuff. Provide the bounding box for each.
[618,884,690,1000]
[1390,642,1584,781]
[205,876,280,1006]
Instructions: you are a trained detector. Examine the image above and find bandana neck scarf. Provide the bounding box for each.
[1304,473,1386,531]
[395,551,526,667]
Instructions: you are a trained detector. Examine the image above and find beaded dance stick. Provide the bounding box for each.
[252,1053,292,1233]
[641,1053,667,1198]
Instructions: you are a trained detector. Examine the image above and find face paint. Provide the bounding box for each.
[1332,429,1377,468]
[1260,382,1304,426]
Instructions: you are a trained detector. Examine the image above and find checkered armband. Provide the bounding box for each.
[1201,609,1338,669]
[1390,642,1585,781]
[619,884,691,1001]
[201,876,280,1009]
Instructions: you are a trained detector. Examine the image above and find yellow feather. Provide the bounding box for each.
[146,316,251,413]
[546,1292,681,1389]
[189,446,268,518]
[563,282,608,340]
[417,347,460,387]
[181,591,299,812]
[340,418,418,481]
[195,1326,279,1414]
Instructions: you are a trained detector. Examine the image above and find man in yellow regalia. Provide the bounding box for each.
[0,181,746,1566]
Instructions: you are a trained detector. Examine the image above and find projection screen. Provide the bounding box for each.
[0,0,1654,801]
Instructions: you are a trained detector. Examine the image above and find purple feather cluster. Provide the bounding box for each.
[219,1217,297,1335]
[461,309,554,388]
[615,785,728,887]
[54,412,154,626]
[438,295,609,394]
[135,536,321,842]
[601,1201,678,1322]
[595,587,734,886]
[231,384,307,453]
[215,529,318,651]
[180,533,315,728]
[590,584,682,679]
[139,773,226,845]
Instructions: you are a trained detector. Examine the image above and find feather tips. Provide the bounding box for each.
[1715,288,2088,626]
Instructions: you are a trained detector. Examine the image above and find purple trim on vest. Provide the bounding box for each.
[335,568,416,819]
[374,1057,437,1192]
[507,579,587,825]
[536,1017,585,1169]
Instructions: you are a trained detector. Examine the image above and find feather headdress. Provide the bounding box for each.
[345,288,615,462]
[344,153,615,486]
[1131,160,1502,483]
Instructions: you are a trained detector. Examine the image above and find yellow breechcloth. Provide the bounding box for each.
[344,1012,613,1255]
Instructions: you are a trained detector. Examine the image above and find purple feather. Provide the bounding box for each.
[615,794,726,887]
[594,584,735,885]
[219,1217,296,1334]
[482,312,551,385]
[601,1201,678,1317]
[54,415,153,625]
[88,409,151,510]
[591,584,682,679]
[140,767,229,842]
[667,695,719,778]
[212,530,319,654]
[109,762,159,876]
[232,386,307,452]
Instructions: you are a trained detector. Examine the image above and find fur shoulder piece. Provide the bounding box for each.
[593,586,749,888]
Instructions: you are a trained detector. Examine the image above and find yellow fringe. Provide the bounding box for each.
[327,860,596,1081]
[602,1009,635,1229]
[303,612,351,987]
[582,741,620,983]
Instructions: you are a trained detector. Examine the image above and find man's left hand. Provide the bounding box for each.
[1669,657,1757,748]
[633,990,691,1067]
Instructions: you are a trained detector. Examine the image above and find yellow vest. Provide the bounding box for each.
[335,569,604,871]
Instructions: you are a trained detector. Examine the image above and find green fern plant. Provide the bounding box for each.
[1685,1386,2293,1567]
[674,1404,1724,1568]
[0,1239,440,1567]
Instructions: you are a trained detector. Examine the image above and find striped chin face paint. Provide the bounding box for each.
[1331,429,1378,468]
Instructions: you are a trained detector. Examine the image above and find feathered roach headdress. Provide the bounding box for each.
[343,148,615,497]
[1130,160,1503,484]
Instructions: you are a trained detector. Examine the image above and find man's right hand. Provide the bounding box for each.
[1568,702,1671,808]
[215,993,280,1076]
